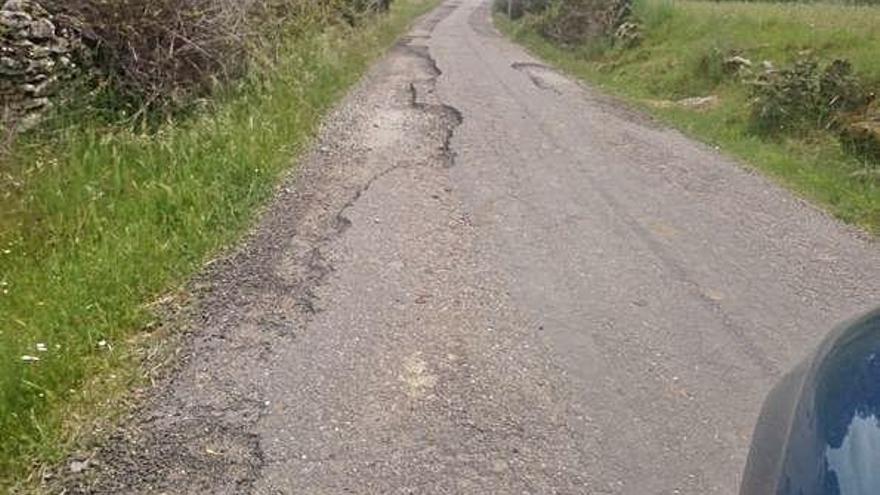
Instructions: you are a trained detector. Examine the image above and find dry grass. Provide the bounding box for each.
[39,0,391,118]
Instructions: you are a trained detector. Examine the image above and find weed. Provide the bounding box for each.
[696,48,730,86]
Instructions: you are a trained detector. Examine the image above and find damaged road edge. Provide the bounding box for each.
[53,3,465,494]
[403,42,464,167]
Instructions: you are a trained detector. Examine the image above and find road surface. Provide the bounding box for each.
[73,0,880,493]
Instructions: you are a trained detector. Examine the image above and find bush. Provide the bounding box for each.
[537,0,631,44]
[42,0,253,116]
[38,0,391,118]
[750,58,868,136]
[821,59,869,116]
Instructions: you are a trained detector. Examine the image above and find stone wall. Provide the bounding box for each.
[0,0,82,129]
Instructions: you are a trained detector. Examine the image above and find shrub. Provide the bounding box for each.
[537,0,631,44]
[36,0,392,118]
[821,59,868,116]
[750,58,868,136]
[42,0,254,116]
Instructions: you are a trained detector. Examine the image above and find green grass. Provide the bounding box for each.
[0,0,436,487]
[497,0,880,232]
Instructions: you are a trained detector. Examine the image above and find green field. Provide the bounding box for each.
[0,0,436,487]
[498,0,880,233]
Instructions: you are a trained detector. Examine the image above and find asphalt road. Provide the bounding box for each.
[73,0,880,493]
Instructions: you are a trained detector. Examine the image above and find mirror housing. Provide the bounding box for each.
[741,308,880,495]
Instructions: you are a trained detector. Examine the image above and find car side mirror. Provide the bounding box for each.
[741,308,880,495]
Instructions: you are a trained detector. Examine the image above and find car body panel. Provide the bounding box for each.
[741,308,880,495]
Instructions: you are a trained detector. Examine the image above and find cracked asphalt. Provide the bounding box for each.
[68,0,880,493]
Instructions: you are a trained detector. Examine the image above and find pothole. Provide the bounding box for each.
[402,41,463,168]
[511,61,571,95]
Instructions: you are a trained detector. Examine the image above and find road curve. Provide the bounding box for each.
[72,1,880,493]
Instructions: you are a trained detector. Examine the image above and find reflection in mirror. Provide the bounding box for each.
[825,414,880,494]
[815,316,880,495]
[740,309,880,495]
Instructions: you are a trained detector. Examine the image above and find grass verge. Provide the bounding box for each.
[496,0,880,233]
[0,0,437,487]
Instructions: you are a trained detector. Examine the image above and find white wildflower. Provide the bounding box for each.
[35,343,47,352]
